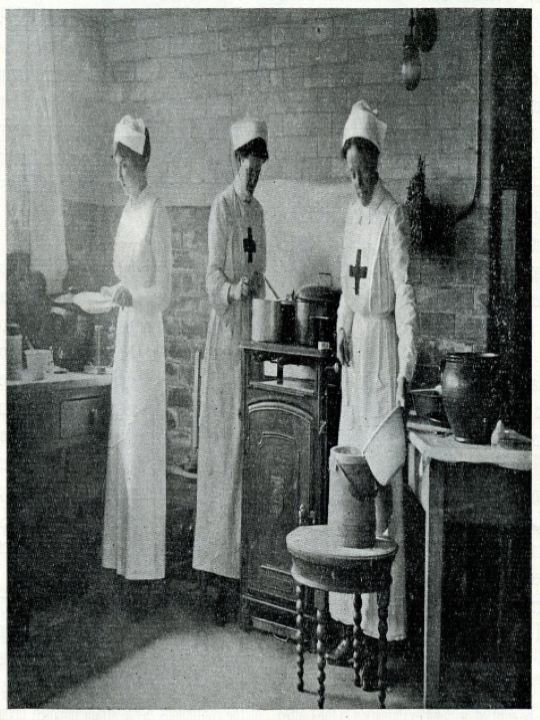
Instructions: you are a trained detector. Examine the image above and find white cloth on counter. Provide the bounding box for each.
[193,180,266,580]
[330,179,417,641]
[102,187,172,580]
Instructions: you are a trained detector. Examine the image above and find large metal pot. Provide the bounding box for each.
[251,298,282,342]
[295,284,341,347]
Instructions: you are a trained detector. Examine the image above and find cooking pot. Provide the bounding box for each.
[251,298,281,342]
[409,388,448,425]
[295,284,341,348]
[50,303,94,371]
[280,299,295,344]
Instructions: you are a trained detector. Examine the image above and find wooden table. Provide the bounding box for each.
[286,525,397,709]
[407,428,531,708]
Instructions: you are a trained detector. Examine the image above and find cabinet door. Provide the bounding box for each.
[9,443,108,613]
[243,401,313,604]
[61,444,107,589]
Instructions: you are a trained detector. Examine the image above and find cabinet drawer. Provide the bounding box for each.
[60,396,108,440]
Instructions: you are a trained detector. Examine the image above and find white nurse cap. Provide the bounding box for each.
[230,116,268,153]
[113,115,146,155]
[342,100,387,153]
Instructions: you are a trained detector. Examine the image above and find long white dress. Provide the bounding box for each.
[330,180,417,641]
[193,177,266,580]
[102,188,172,580]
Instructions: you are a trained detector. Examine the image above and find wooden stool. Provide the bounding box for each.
[286,525,397,709]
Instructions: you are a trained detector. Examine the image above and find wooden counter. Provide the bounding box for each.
[8,371,112,642]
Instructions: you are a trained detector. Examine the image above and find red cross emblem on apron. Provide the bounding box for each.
[349,249,368,294]
[243,227,256,263]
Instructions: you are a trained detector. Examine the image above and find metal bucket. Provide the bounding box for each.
[328,445,377,548]
[251,298,281,342]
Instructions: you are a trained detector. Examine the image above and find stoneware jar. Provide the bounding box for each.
[440,352,501,444]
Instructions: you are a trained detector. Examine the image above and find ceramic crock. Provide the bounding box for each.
[440,352,501,444]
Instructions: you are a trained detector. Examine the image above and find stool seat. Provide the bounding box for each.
[286,524,398,710]
[287,525,397,565]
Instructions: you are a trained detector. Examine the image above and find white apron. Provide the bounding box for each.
[193,180,266,580]
[331,181,417,641]
[102,189,172,580]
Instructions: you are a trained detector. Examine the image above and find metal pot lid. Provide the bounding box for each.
[296,284,340,302]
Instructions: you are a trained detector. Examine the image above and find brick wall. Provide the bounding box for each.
[7,8,496,464]
[98,7,491,437]
[164,207,210,465]
[101,8,480,208]
[50,10,111,204]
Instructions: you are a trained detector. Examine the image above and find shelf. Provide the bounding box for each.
[248,378,316,397]
[241,340,335,362]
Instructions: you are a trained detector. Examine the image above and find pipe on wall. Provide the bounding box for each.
[455,8,484,223]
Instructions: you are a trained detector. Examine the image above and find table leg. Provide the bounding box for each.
[496,529,511,657]
[316,604,327,709]
[295,583,305,692]
[353,592,363,687]
[407,440,417,495]
[423,460,446,708]
[377,582,391,709]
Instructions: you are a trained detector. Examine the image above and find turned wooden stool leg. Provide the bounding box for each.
[295,583,305,692]
[316,602,327,709]
[353,591,363,687]
[377,582,391,709]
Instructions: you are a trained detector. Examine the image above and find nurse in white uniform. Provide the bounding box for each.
[101,115,172,615]
[193,117,268,625]
[327,101,417,686]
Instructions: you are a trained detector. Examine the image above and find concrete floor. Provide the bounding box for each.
[8,571,519,711]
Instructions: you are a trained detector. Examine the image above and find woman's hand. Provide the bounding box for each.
[230,276,250,302]
[337,328,352,366]
[113,285,133,308]
[396,376,408,407]
[249,270,264,297]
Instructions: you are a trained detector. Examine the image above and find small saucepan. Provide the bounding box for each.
[251,298,282,342]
